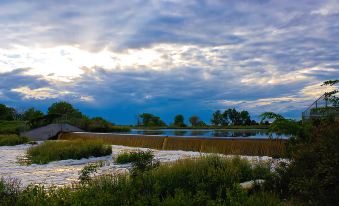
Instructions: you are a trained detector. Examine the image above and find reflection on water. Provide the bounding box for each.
[126,129,289,139]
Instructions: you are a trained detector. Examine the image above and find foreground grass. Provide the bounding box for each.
[26,140,112,164]
[0,135,30,146]
[0,156,283,206]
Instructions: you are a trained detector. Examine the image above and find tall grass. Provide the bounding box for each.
[0,121,29,134]
[26,140,112,164]
[60,133,287,157]
[0,135,30,146]
[0,156,283,205]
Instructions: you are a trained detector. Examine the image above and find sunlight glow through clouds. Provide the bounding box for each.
[1,0,338,122]
[11,86,70,100]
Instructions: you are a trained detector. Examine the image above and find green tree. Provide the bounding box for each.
[226,108,240,125]
[322,79,338,106]
[189,115,199,127]
[0,104,15,121]
[173,114,186,127]
[22,108,44,122]
[87,117,113,132]
[259,112,284,123]
[239,110,251,125]
[47,102,82,119]
[139,113,166,127]
[211,110,223,126]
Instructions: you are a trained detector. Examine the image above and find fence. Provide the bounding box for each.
[302,93,339,121]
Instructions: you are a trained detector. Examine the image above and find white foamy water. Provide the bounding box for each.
[0,144,287,188]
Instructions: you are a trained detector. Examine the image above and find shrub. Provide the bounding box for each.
[288,119,339,205]
[115,150,154,164]
[0,135,30,146]
[0,178,21,205]
[26,140,112,164]
[268,118,339,205]
[0,121,29,134]
[115,150,159,174]
[78,161,105,184]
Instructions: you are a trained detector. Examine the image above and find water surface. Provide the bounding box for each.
[126,129,289,139]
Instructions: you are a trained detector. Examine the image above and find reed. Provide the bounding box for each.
[26,140,112,164]
[0,134,30,146]
[60,133,287,157]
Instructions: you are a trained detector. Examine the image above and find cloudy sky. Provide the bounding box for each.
[0,0,338,124]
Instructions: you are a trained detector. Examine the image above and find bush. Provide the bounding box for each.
[0,135,30,146]
[268,118,339,205]
[288,119,339,205]
[0,121,29,134]
[268,119,302,136]
[115,150,159,174]
[115,150,154,164]
[0,178,21,205]
[26,140,112,164]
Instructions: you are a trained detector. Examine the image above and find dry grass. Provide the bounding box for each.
[60,133,287,157]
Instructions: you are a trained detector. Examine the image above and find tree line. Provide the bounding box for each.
[137,108,263,127]
[0,102,124,132]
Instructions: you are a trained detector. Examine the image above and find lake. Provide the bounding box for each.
[125,129,289,139]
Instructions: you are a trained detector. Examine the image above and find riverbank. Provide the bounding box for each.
[0,143,287,188]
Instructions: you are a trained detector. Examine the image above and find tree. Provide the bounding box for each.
[322,79,338,106]
[239,110,251,125]
[47,102,82,119]
[87,117,113,132]
[173,114,186,127]
[226,108,241,125]
[138,113,166,127]
[211,110,223,126]
[222,110,230,126]
[0,104,15,121]
[189,115,199,127]
[259,112,284,123]
[22,108,44,122]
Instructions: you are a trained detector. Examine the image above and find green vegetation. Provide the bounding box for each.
[0,134,30,146]
[172,114,186,127]
[78,161,105,183]
[0,156,283,206]
[189,115,206,127]
[0,101,131,133]
[0,104,17,121]
[26,140,112,164]
[269,118,339,205]
[211,108,258,126]
[115,150,154,164]
[0,121,28,134]
[115,150,159,175]
[137,113,167,127]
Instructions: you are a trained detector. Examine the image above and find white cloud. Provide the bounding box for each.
[11,86,69,100]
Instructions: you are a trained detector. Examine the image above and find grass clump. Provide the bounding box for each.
[0,121,29,134]
[115,150,159,175]
[0,135,30,146]
[0,156,282,205]
[115,150,154,164]
[26,140,112,164]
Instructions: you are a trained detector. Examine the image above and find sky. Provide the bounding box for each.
[0,0,338,125]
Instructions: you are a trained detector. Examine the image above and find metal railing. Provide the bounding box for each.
[302,93,339,121]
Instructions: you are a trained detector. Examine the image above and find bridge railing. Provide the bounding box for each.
[302,94,339,121]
